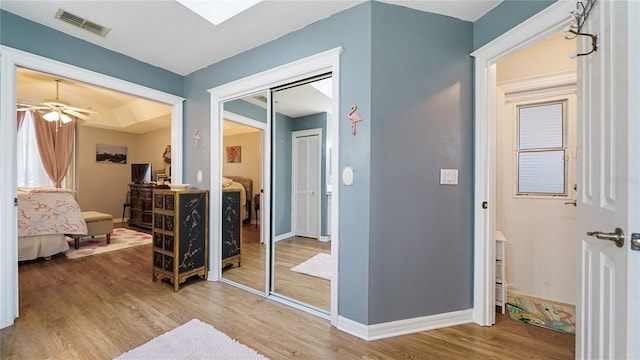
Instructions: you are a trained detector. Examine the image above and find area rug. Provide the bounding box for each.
[290,253,331,280]
[506,296,576,334]
[115,319,268,360]
[65,228,151,259]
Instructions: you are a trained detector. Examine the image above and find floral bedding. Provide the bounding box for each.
[17,188,87,237]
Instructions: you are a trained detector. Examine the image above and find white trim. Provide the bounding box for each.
[275,232,294,242]
[319,235,331,242]
[291,128,322,240]
[0,46,185,329]
[209,47,342,325]
[337,309,473,341]
[498,70,576,94]
[471,1,573,327]
[223,110,267,131]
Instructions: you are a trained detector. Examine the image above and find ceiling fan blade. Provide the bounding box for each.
[17,106,51,111]
[64,109,92,121]
[64,105,99,114]
[42,100,70,107]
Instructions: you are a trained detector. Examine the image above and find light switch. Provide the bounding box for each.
[440,169,458,185]
[197,170,203,183]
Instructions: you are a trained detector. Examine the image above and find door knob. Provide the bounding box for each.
[586,227,625,248]
[564,200,577,206]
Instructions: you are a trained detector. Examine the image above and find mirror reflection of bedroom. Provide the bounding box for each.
[220,75,332,313]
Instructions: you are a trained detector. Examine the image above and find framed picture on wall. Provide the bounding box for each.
[226,146,241,163]
[96,144,127,164]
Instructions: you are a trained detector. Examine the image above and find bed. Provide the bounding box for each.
[17,187,88,261]
[222,176,253,221]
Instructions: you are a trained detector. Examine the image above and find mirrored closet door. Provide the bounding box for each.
[219,92,267,293]
[270,75,332,312]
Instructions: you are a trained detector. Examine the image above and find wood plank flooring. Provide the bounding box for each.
[222,224,330,311]
[1,223,574,359]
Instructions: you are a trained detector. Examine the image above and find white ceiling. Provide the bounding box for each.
[5,0,501,134]
[1,0,501,76]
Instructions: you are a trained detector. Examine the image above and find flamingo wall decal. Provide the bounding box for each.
[348,104,363,135]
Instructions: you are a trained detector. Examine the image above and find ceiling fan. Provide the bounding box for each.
[17,79,99,123]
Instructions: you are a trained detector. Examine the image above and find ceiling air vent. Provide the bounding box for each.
[55,9,111,37]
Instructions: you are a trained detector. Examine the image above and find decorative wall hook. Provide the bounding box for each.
[565,30,598,58]
[563,0,598,57]
[348,104,363,135]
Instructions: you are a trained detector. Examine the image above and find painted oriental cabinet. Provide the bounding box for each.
[152,189,209,291]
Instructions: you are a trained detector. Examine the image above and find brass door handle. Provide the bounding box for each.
[587,227,624,248]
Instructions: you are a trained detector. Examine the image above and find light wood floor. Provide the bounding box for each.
[1,224,575,359]
[222,224,331,311]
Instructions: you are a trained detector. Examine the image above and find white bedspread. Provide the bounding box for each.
[17,188,87,237]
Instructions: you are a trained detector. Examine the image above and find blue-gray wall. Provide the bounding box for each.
[368,1,474,323]
[473,0,556,50]
[274,111,294,236]
[0,10,183,97]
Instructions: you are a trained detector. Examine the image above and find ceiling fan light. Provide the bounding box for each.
[60,113,73,124]
[43,111,60,122]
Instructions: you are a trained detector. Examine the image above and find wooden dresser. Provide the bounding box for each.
[152,189,209,291]
[222,188,242,269]
[129,183,168,229]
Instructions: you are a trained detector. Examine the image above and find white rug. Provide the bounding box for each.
[290,253,331,280]
[115,319,268,360]
[65,228,151,259]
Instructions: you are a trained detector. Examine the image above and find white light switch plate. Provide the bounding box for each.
[342,166,354,186]
[440,169,458,185]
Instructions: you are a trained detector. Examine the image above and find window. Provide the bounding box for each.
[516,101,566,196]
[16,112,68,188]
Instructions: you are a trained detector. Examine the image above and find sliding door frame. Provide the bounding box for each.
[209,47,342,325]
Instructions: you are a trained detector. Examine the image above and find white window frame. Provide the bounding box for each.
[515,99,568,197]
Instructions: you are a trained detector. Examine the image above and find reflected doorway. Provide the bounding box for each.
[220,96,267,293]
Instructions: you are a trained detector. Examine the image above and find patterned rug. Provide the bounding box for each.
[65,228,151,259]
[506,296,576,334]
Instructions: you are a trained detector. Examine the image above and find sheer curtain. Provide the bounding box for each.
[17,111,75,188]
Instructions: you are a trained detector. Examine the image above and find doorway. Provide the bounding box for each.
[0,46,184,328]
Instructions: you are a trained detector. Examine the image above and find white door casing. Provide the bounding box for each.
[576,1,640,358]
[292,129,322,239]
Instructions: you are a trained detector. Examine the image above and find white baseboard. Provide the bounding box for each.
[337,309,474,341]
[275,232,293,242]
[319,235,331,242]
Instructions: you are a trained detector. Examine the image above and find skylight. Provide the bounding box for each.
[177,0,263,26]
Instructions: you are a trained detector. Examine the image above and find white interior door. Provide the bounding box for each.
[292,129,321,239]
[576,1,640,358]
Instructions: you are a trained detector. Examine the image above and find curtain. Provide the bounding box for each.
[17,111,26,131]
[33,112,75,188]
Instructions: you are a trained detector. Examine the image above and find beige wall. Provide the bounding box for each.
[497,32,576,82]
[76,125,170,220]
[139,127,171,176]
[223,131,262,196]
